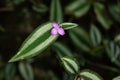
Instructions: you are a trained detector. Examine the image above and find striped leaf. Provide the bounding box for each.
[9,22,78,62]
[113,76,120,80]
[105,41,120,67]
[66,0,90,17]
[69,27,92,51]
[90,24,102,47]
[80,69,103,80]
[109,1,120,23]
[53,42,74,57]
[9,22,58,62]
[61,57,79,74]
[50,0,63,23]
[94,2,112,29]
[60,23,78,30]
[5,63,16,80]
[19,62,34,80]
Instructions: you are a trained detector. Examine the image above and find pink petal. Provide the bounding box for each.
[57,28,65,36]
[52,22,60,29]
[51,28,58,36]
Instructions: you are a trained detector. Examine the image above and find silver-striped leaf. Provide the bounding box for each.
[69,27,92,51]
[94,2,112,29]
[113,76,120,80]
[53,42,74,57]
[50,0,63,23]
[80,69,103,80]
[90,24,102,47]
[9,22,78,62]
[19,62,34,80]
[66,0,90,17]
[61,57,79,74]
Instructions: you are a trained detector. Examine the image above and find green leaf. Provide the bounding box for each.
[9,22,78,62]
[19,62,34,80]
[50,0,63,23]
[66,0,90,17]
[60,22,78,30]
[61,57,79,74]
[109,1,120,23]
[69,27,92,51]
[114,34,120,42]
[105,41,120,67]
[80,69,103,80]
[53,42,74,57]
[94,2,112,29]
[113,76,120,80]
[90,24,102,47]
[9,22,58,62]
[5,63,16,80]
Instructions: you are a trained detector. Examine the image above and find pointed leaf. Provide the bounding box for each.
[60,23,78,30]
[69,27,92,51]
[9,22,78,62]
[53,42,74,57]
[109,1,120,23]
[105,41,120,67]
[5,63,16,80]
[94,2,112,29]
[66,0,90,17]
[61,57,79,74]
[113,76,120,80]
[90,24,102,47]
[9,22,58,62]
[80,69,103,80]
[50,0,63,23]
[19,62,34,80]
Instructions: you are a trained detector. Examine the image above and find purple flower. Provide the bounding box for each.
[51,22,65,36]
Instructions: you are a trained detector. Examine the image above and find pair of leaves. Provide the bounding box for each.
[53,35,102,80]
[66,0,90,17]
[9,22,78,62]
[66,1,112,29]
[53,42,79,74]
[69,24,102,52]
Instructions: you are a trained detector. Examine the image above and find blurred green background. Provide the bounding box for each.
[0,0,120,80]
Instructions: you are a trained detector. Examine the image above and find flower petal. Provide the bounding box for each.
[52,22,60,29]
[57,28,65,36]
[51,28,58,36]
